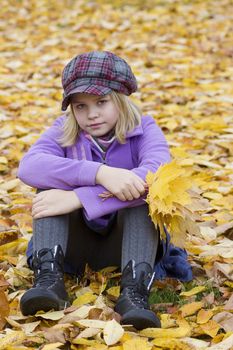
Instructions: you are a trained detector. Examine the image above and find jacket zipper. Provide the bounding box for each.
[102,151,106,164]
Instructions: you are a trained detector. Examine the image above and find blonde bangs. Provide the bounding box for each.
[56,92,141,147]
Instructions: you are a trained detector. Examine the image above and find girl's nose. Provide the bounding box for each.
[88,106,99,119]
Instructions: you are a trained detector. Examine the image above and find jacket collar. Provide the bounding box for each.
[126,121,143,138]
[79,120,143,142]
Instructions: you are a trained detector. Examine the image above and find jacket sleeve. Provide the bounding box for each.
[74,185,146,220]
[131,116,171,180]
[74,116,171,220]
[17,116,102,190]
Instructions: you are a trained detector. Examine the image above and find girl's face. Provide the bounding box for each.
[71,93,119,137]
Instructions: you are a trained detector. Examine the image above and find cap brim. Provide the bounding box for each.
[61,85,112,111]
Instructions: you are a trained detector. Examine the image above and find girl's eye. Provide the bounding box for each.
[98,99,108,105]
[76,104,85,109]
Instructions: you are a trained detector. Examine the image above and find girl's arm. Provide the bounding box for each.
[74,184,145,220]
[130,116,171,179]
[94,117,170,201]
[32,189,83,219]
[74,116,171,220]
[17,116,102,190]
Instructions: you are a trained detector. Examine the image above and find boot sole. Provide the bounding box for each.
[20,289,70,316]
[121,310,161,330]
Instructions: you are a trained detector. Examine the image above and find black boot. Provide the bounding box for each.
[20,245,70,316]
[114,260,161,330]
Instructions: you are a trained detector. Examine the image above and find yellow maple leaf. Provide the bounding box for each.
[42,343,64,350]
[123,338,152,350]
[72,292,97,307]
[197,309,214,324]
[106,286,120,299]
[146,160,209,246]
[180,286,206,297]
[200,320,221,338]
[0,331,26,350]
[179,301,204,317]
[152,338,193,350]
[140,323,191,339]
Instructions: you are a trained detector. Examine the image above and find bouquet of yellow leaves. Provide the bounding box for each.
[146,160,209,248]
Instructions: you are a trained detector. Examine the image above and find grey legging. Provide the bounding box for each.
[32,191,159,275]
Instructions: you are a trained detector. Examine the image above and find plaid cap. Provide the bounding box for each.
[61,51,137,111]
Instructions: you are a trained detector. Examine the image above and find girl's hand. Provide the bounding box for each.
[32,189,82,219]
[96,165,146,201]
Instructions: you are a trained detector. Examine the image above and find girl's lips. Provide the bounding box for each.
[89,123,104,128]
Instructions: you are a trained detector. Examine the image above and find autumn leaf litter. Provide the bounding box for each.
[0,0,233,349]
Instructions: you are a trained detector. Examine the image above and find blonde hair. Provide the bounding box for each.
[56,91,142,147]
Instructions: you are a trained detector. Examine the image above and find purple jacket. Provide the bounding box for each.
[17,115,171,222]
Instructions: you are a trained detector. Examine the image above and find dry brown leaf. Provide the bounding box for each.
[224,293,233,311]
[0,331,26,349]
[0,0,233,347]
[213,312,233,332]
[0,290,10,331]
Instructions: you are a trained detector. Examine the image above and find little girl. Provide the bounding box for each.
[17,51,171,330]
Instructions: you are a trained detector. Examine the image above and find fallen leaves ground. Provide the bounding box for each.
[0,0,233,349]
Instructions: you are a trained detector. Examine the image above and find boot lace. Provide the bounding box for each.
[126,284,149,309]
[34,259,62,288]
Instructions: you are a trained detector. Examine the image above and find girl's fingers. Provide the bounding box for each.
[134,175,146,186]
[124,190,134,201]
[115,184,144,201]
[116,192,127,201]
[32,195,44,204]
[34,190,50,199]
[140,178,147,186]
[33,211,49,219]
[33,206,53,219]
[32,202,44,210]
[134,181,146,195]
[32,204,46,217]
[129,186,141,199]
